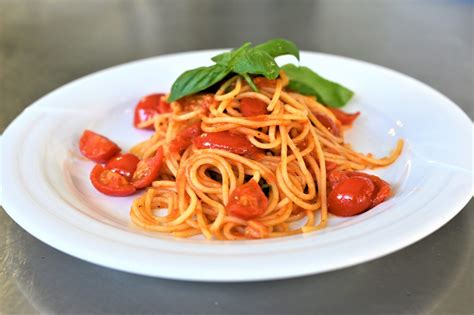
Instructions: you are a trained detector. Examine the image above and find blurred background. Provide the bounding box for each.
[1,0,473,314]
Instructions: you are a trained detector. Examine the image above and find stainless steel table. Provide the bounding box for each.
[1,1,472,314]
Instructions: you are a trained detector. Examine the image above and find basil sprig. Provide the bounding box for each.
[281,64,354,108]
[168,38,354,107]
[168,39,299,102]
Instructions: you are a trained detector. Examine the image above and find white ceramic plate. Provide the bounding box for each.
[1,51,472,282]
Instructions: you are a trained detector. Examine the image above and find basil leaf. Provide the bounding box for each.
[253,38,300,60]
[168,64,231,102]
[211,42,252,66]
[232,50,280,80]
[281,64,354,107]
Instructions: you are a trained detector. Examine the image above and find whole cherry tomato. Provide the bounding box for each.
[328,176,375,216]
[327,170,392,216]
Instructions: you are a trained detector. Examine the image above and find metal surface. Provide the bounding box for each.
[1,0,472,314]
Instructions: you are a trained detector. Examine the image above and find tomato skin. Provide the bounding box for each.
[106,153,140,180]
[131,147,164,189]
[134,93,171,130]
[315,113,340,137]
[90,164,136,196]
[240,98,268,117]
[226,180,268,220]
[79,130,121,163]
[193,131,263,157]
[169,122,202,154]
[328,176,375,216]
[329,108,360,125]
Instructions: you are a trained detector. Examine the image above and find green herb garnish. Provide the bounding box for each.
[168,38,353,107]
[281,64,354,108]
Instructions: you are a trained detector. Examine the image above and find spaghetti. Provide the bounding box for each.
[127,71,404,240]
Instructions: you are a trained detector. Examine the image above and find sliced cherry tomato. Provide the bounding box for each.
[131,147,164,189]
[90,164,136,196]
[253,77,277,88]
[329,108,360,125]
[226,180,268,220]
[169,122,202,154]
[79,130,121,163]
[240,97,268,117]
[106,153,140,180]
[328,176,375,216]
[193,131,263,157]
[134,93,171,130]
[315,113,340,137]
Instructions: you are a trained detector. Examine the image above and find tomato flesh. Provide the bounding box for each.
[315,113,340,137]
[226,180,268,220]
[327,170,392,216]
[134,93,171,130]
[193,131,263,157]
[329,108,360,125]
[240,97,268,117]
[90,164,136,196]
[131,147,164,189]
[106,153,140,180]
[328,176,375,216]
[79,130,121,163]
[169,122,202,154]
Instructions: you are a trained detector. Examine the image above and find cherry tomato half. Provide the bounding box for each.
[328,176,375,216]
[90,164,136,196]
[315,113,340,137]
[106,153,140,180]
[134,93,171,130]
[193,131,263,157]
[240,97,269,117]
[169,122,202,154]
[226,180,268,220]
[131,147,164,189]
[329,108,360,125]
[79,130,121,163]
